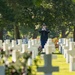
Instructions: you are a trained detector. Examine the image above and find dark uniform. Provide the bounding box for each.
[39,29,49,48]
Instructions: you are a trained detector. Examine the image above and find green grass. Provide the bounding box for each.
[3,48,75,75]
[52,52,75,75]
[34,49,75,75]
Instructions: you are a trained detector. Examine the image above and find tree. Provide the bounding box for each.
[0,0,13,40]
[0,0,75,40]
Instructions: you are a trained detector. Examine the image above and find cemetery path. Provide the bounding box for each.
[36,49,75,75]
[52,49,75,75]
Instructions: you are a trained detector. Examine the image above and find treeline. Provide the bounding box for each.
[0,0,75,40]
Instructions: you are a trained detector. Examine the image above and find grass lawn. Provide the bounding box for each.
[34,48,75,75]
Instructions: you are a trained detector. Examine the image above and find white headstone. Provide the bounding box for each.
[31,39,35,46]
[42,48,45,53]
[68,50,75,71]
[45,45,52,54]
[5,39,10,44]
[44,39,55,54]
[32,50,35,59]
[14,44,21,51]
[34,39,38,44]
[61,38,66,54]
[31,48,38,59]
[22,44,28,53]
[12,40,16,47]
[18,39,22,45]
[65,42,75,63]
[0,40,2,48]
[47,38,52,45]
[0,66,5,75]
[63,39,69,58]
[58,38,62,53]
[37,39,40,44]
[69,42,75,50]
[69,38,73,42]
[3,56,9,65]
[59,38,62,43]
[27,58,32,66]
[65,39,69,46]
[3,43,8,51]
[69,56,75,71]
[12,50,16,62]
[28,40,32,48]
[34,39,40,47]
[62,38,66,44]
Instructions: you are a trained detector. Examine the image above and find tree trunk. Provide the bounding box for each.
[73,26,75,42]
[61,30,66,38]
[61,27,71,38]
[14,25,20,40]
[32,29,38,39]
[0,27,3,40]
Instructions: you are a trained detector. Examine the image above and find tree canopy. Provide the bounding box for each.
[0,0,75,39]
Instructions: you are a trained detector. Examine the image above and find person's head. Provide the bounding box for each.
[42,23,47,29]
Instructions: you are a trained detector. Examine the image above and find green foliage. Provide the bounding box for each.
[72,0,75,2]
[0,0,75,38]
[18,0,33,7]
[27,66,32,75]
[33,0,42,7]
[0,0,14,21]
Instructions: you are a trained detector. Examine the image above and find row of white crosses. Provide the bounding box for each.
[0,38,40,75]
[0,39,6,75]
[0,39,40,62]
[58,38,75,71]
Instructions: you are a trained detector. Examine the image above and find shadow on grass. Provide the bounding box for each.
[52,52,62,55]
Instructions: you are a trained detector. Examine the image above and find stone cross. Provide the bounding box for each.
[12,50,17,62]
[5,39,10,45]
[47,38,55,52]
[69,38,73,42]
[32,49,38,59]
[0,66,5,75]
[44,38,55,54]
[58,38,62,53]
[63,39,69,58]
[12,48,20,62]
[31,39,35,46]
[21,44,28,53]
[3,42,9,55]
[68,50,75,71]
[34,39,38,44]
[0,40,2,48]
[34,39,40,47]
[37,54,59,75]
[61,38,66,54]
[65,42,75,63]
[12,40,16,47]
[17,39,22,45]
[28,40,32,48]
[28,39,38,59]
[27,58,32,66]
[3,42,8,51]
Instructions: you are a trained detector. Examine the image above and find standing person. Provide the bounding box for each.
[39,23,50,49]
